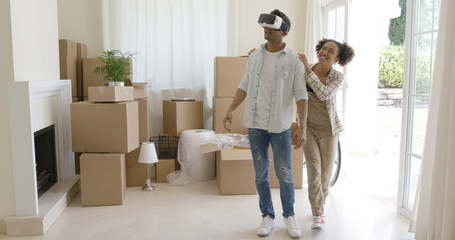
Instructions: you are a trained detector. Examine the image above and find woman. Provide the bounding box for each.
[298,39,354,230]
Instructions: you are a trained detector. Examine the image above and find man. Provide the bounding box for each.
[222,9,308,239]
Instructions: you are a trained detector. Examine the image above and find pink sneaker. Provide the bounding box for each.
[311,215,326,229]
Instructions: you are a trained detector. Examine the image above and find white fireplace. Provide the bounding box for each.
[6,80,79,235]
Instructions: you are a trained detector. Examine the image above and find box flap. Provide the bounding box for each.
[219,148,252,161]
[200,144,221,154]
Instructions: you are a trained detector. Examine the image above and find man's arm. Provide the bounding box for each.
[222,89,247,132]
[292,99,308,149]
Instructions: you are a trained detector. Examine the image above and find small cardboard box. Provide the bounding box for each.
[60,56,78,97]
[125,146,148,187]
[70,101,139,153]
[59,39,77,58]
[156,159,176,183]
[163,100,203,136]
[201,144,256,195]
[212,97,247,134]
[80,153,126,206]
[82,58,105,97]
[88,86,134,102]
[138,99,150,143]
[269,146,304,189]
[214,57,248,97]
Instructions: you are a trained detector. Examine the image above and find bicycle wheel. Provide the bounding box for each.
[329,139,341,187]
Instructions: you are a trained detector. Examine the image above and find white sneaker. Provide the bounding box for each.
[257,216,274,237]
[311,215,326,229]
[284,216,302,239]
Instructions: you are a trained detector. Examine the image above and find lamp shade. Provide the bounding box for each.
[138,142,158,164]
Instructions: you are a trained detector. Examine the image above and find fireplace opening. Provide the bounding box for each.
[34,125,58,198]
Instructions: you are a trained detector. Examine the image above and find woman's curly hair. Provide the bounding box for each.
[315,38,355,67]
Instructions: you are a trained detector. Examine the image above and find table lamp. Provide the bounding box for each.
[138,142,159,191]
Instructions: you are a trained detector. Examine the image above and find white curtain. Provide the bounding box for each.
[102,0,238,135]
[413,0,455,238]
[304,0,323,63]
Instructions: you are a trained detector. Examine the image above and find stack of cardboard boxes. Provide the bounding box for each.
[155,99,204,183]
[203,57,304,195]
[66,40,151,206]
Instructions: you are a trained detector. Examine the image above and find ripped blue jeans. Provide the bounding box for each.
[248,128,294,219]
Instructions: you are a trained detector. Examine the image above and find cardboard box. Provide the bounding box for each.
[124,81,148,100]
[269,146,304,189]
[59,39,77,58]
[201,144,256,195]
[214,57,248,97]
[77,43,87,97]
[80,153,126,206]
[82,58,105,97]
[212,97,247,134]
[88,86,134,102]
[82,58,133,97]
[156,159,176,183]
[163,100,203,136]
[60,56,78,97]
[125,146,148,187]
[74,152,82,174]
[138,99,150,143]
[71,101,139,153]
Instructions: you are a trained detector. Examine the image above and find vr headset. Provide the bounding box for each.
[258,13,289,33]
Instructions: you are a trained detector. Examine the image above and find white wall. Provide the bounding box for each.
[57,0,104,57]
[10,0,60,82]
[0,0,15,233]
[237,0,307,55]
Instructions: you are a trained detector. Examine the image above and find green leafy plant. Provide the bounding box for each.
[379,44,432,94]
[379,44,405,89]
[93,50,135,82]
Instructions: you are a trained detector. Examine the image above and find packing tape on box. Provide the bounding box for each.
[166,129,216,185]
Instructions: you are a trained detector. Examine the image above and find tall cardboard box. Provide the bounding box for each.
[269,146,304,189]
[59,39,77,58]
[77,43,87,97]
[59,39,78,97]
[212,97,247,134]
[163,100,203,136]
[214,57,248,97]
[138,99,150,142]
[155,159,176,183]
[70,101,139,153]
[125,146,148,187]
[80,153,126,206]
[201,144,256,195]
[82,58,105,97]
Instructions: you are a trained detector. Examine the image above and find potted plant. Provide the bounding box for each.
[93,50,135,86]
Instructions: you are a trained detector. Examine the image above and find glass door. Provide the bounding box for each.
[323,0,347,129]
[398,0,440,219]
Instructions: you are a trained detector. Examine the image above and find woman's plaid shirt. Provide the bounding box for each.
[305,64,344,135]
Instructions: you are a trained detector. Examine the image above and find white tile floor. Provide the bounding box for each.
[0,177,415,240]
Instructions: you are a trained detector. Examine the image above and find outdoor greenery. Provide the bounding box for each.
[93,50,135,82]
[379,44,405,89]
[378,44,431,94]
[388,0,407,45]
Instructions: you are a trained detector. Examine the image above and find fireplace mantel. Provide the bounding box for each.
[7,80,78,235]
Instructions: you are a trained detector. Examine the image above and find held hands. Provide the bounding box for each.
[292,127,307,149]
[222,112,233,132]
